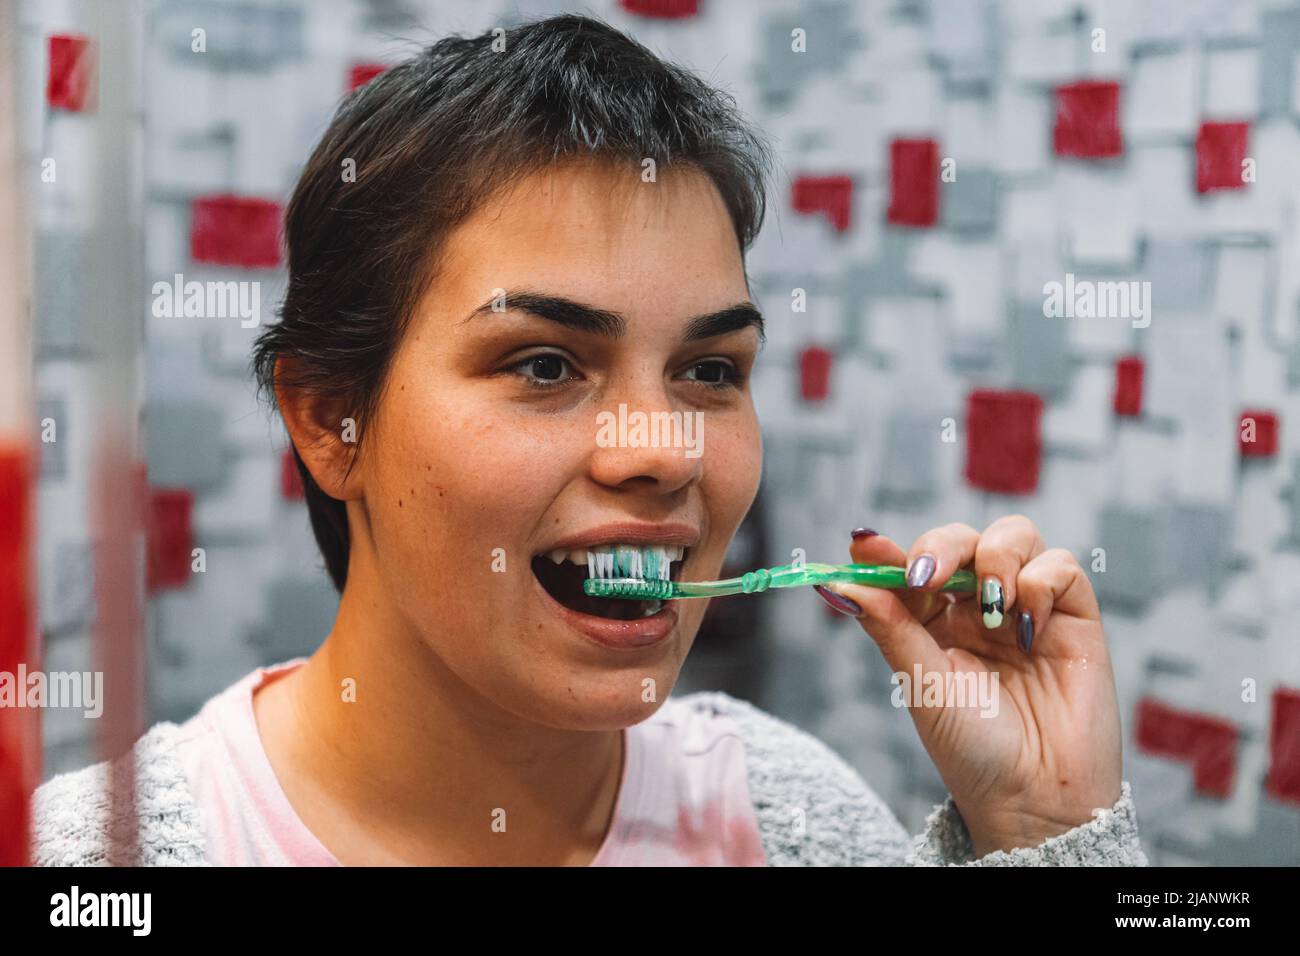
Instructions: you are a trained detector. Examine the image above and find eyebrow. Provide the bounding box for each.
[464,289,765,343]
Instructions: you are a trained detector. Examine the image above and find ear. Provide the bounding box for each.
[274,357,364,501]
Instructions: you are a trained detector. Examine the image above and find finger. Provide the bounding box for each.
[847,528,907,566]
[903,522,981,592]
[1014,548,1102,654]
[845,530,950,625]
[973,514,1045,631]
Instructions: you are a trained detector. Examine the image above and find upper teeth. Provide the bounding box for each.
[544,544,684,580]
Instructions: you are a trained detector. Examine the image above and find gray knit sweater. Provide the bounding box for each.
[31,689,1148,866]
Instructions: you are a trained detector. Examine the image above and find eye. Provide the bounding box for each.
[510,351,578,389]
[680,359,742,389]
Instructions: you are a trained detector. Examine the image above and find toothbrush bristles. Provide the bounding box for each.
[580,546,677,597]
[583,577,674,600]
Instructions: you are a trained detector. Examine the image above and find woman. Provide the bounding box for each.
[34,14,1145,866]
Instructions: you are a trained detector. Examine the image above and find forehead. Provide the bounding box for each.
[434,159,747,310]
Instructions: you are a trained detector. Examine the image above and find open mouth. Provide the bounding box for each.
[531,544,687,621]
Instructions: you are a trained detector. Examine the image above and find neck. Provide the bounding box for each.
[254,519,624,865]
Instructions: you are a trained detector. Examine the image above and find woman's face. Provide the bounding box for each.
[357,160,763,730]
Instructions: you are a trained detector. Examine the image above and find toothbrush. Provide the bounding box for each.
[584,562,977,601]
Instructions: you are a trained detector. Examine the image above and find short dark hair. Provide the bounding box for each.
[252,13,774,593]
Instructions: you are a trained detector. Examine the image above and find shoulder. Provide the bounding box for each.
[670,690,912,865]
[32,720,210,866]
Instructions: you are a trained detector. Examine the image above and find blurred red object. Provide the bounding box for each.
[190,195,283,268]
[1238,409,1278,458]
[47,34,95,112]
[0,447,37,866]
[799,346,832,402]
[619,0,700,17]
[887,138,939,227]
[963,389,1044,495]
[1053,80,1123,158]
[1114,355,1144,417]
[1135,697,1237,798]
[349,62,387,91]
[1265,687,1300,805]
[792,175,853,233]
[1195,122,1250,194]
[147,488,194,593]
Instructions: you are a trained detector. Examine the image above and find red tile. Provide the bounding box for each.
[0,449,33,675]
[1114,355,1144,417]
[190,195,282,268]
[619,0,700,17]
[1239,409,1278,458]
[1195,122,1249,194]
[887,138,940,227]
[963,389,1044,495]
[1135,697,1238,799]
[147,488,194,593]
[281,448,305,501]
[0,447,35,866]
[799,346,833,402]
[47,34,96,112]
[1265,687,1300,805]
[348,62,387,91]
[792,175,853,233]
[1053,80,1123,158]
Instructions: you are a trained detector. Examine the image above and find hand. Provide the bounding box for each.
[819,517,1123,856]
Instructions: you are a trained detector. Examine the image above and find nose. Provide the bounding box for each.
[588,386,704,495]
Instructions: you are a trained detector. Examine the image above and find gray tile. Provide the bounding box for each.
[33,233,93,356]
[872,410,938,510]
[1009,300,1073,399]
[253,577,340,662]
[1259,8,1300,118]
[1094,505,1170,608]
[145,400,227,490]
[155,1,305,68]
[942,167,999,234]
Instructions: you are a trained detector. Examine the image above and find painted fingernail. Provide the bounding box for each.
[1017,611,1034,654]
[814,585,862,617]
[851,527,879,540]
[906,554,936,589]
[981,577,1005,629]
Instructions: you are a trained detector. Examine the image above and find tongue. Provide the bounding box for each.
[532,556,656,620]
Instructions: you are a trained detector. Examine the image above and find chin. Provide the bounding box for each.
[506,643,687,732]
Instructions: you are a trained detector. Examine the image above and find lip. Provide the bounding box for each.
[531,562,681,650]
[537,521,700,554]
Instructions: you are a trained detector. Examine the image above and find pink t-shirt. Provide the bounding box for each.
[173,658,767,866]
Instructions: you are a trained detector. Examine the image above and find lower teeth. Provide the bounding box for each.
[641,600,664,617]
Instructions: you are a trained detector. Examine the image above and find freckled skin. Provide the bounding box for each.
[262,159,762,864]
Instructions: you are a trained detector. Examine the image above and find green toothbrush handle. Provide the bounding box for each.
[668,563,977,598]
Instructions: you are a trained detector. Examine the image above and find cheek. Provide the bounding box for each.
[367,390,580,561]
[674,413,759,638]
[700,413,762,539]
[362,396,581,642]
